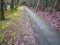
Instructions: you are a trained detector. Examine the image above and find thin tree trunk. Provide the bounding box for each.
[53,0,58,11]
[41,0,44,11]
[4,0,8,10]
[48,0,57,12]
[36,0,40,12]
[47,0,52,12]
[48,0,58,13]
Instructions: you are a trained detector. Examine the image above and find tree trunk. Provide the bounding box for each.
[53,0,58,11]
[47,0,52,12]
[36,0,40,12]
[10,0,14,9]
[15,0,20,10]
[56,0,60,11]
[4,0,7,10]
[41,0,45,11]
[48,0,58,13]
[0,0,5,20]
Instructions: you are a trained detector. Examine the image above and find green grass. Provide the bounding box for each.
[0,9,19,30]
[0,6,25,43]
[17,6,24,11]
[0,33,5,43]
[0,6,24,30]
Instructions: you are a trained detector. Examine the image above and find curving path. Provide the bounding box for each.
[24,6,60,45]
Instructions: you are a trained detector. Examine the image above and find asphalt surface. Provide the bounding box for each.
[24,6,60,45]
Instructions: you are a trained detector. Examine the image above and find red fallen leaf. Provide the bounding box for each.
[14,42,18,45]
[14,36,17,40]
[9,30,13,33]
[24,36,29,41]
[5,39,8,42]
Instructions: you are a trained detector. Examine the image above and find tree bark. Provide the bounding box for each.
[0,0,5,20]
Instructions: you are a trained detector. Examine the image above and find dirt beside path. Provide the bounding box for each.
[1,7,38,45]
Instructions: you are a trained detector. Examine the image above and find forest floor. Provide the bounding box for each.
[0,6,38,45]
[0,6,60,45]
